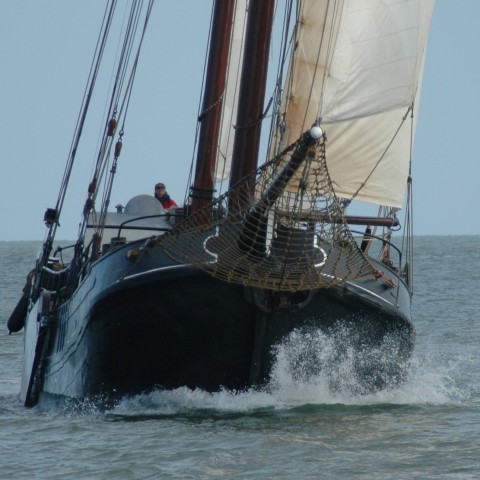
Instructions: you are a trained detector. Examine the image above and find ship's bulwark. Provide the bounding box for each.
[35,243,414,404]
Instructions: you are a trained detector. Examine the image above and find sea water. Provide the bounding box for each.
[0,238,479,479]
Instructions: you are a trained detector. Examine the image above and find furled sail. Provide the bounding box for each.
[271,0,435,208]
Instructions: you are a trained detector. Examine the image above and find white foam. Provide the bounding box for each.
[112,327,464,415]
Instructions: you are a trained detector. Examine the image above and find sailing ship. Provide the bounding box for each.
[8,0,435,407]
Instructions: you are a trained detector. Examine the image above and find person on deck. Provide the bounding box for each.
[154,183,177,209]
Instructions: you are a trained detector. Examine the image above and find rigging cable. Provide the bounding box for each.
[266,0,294,158]
[403,103,415,293]
[81,1,151,233]
[96,0,155,241]
[32,1,118,300]
[311,0,343,127]
[55,0,117,227]
[349,105,412,203]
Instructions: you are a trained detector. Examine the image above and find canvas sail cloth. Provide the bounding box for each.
[271,0,435,208]
[214,0,248,182]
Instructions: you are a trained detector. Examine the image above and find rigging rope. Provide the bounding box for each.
[96,0,155,240]
[33,1,118,293]
[52,1,117,231]
[70,0,155,245]
[348,105,412,204]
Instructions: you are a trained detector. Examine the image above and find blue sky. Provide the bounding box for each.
[0,1,478,241]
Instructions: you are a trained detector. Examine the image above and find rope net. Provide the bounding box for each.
[154,135,377,292]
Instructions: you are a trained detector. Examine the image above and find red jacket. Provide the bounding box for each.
[155,194,177,209]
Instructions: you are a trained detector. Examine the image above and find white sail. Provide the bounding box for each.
[214,0,248,182]
[273,0,435,208]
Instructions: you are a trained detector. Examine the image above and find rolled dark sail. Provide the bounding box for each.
[7,295,28,334]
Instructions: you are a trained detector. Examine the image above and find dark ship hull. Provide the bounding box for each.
[21,235,414,407]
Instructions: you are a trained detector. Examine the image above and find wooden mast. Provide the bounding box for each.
[228,0,275,202]
[189,0,236,213]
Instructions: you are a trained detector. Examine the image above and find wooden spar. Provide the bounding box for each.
[238,131,318,255]
[243,132,317,219]
[228,0,275,201]
[278,212,399,227]
[190,0,236,213]
[342,216,399,227]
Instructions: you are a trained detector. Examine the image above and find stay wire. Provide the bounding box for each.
[91,1,143,193]
[34,0,117,298]
[78,0,143,237]
[82,0,153,237]
[97,0,155,236]
[54,0,117,228]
